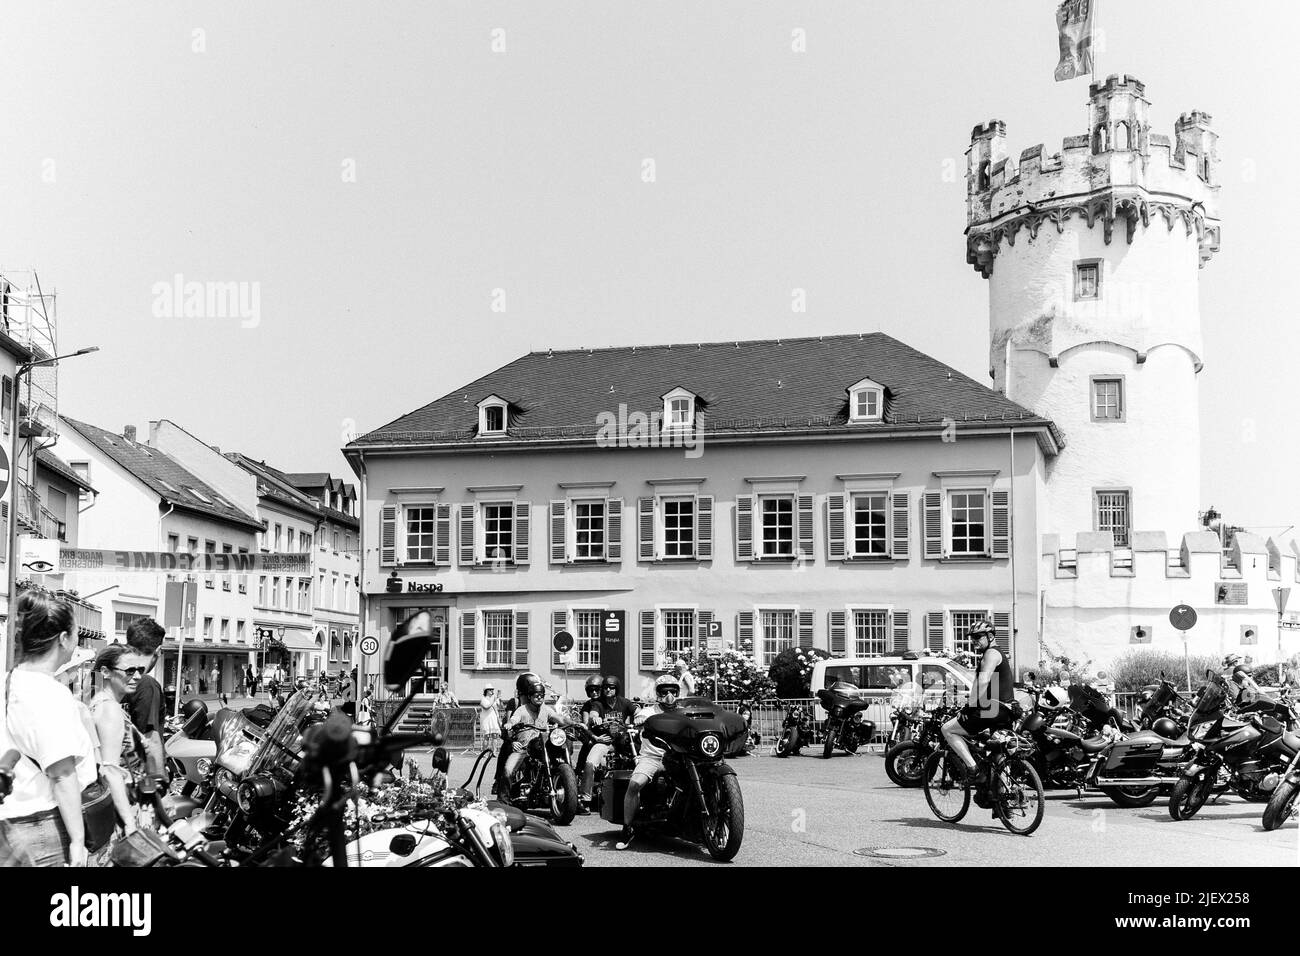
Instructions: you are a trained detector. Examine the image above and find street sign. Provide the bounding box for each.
[359,636,379,656]
[552,630,574,654]
[164,581,197,628]
[1169,605,1198,632]
[706,619,724,655]
[1273,587,1291,614]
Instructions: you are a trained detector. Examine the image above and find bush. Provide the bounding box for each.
[1109,649,1221,693]
[1251,655,1300,687]
[766,646,833,699]
[665,648,777,702]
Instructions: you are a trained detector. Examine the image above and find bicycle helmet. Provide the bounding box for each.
[584,674,604,699]
[966,619,996,643]
[1152,717,1180,739]
[516,672,545,700]
[602,675,621,695]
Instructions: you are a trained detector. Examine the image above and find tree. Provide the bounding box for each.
[767,646,832,698]
[665,649,777,702]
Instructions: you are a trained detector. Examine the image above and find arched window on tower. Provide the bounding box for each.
[1201,154,1212,182]
[1093,124,1109,154]
[977,161,991,191]
[1113,121,1130,151]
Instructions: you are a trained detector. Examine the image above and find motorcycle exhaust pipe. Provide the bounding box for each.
[1096,776,1169,787]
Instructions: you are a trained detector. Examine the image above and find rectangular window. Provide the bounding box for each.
[760,609,795,667]
[221,543,232,590]
[574,610,602,668]
[1075,261,1100,299]
[484,405,505,432]
[286,528,295,552]
[484,503,514,561]
[333,530,340,551]
[318,573,325,607]
[258,576,267,605]
[759,496,794,558]
[852,609,889,656]
[272,577,281,608]
[70,461,91,501]
[114,612,146,636]
[948,491,987,556]
[1,375,10,433]
[274,524,282,551]
[204,540,216,588]
[662,497,695,559]
[483,611,514,667]
[852,493,889,556]
[668,397,691,427]
[663,609,697,660]
[237,547,248,593]
[574,500,606,560]
[331,574,339,610]
[405,506,436,562]
[854,390,879,419]
[167,534,180,553]
[203,617,213,641]
[950,610,987,657]
[237,621,246,643]
[220,618,230,642]
[1096,490,1132,547]
[1092,378,1124,421]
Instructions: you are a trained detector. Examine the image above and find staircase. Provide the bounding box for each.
[395,700,439,733]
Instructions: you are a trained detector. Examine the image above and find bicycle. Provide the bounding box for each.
[922,726,1045,836]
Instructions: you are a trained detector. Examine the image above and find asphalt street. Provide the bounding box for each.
[529,748,1300,867]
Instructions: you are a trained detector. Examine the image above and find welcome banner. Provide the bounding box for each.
[58,549,313,574]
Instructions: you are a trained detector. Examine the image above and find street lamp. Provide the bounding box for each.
[3,346,100,668]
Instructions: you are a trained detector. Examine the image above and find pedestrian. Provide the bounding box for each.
[356,685,374,726]
[479,684,502,753]
[340,671,356,718]
[209,664,220,699]
[88,644,142,862]
[244,664,254,698]
[124,618,168,781]
[674,660,697,698]
[0,591,98,867]
[182,665,194,696]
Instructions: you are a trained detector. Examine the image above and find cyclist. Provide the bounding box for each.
[940,619,1013,807]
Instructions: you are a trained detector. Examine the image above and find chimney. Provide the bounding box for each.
[123,425,137,442]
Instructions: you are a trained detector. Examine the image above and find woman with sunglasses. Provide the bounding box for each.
[89,645,143,853]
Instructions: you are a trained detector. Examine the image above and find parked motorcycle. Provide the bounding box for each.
[1016,683,1115,792]
[815,682,877,758]
[1134,676,1192,730]
[164,699,217,799]
[1261,723,1300,831]
[775,703,814,758]
[598,698,748,860]
[884,705,957,788]
[500,721,585,826]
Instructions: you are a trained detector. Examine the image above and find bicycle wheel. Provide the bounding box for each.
[923,750,970,823]
[993,757,1045,836]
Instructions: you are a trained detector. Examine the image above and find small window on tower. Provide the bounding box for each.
[1091,377,1125,422]
[484,405,505,432]
[1074,260,1101,300]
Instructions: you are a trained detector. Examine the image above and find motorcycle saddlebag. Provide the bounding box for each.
[599,770,633,825]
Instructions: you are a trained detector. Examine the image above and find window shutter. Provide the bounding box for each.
[638,497,655,562]
[735,495,755,562]
[514,611,530,669]
[460,610,477,669]
[826,493,846,561]
[891,492,910,559]
[434,503,452,566]
[606,498,623,562]
[927,611,946,653]
[458,504,476,566]
[923,492,943,558]
[828,610,847,657]
[513,502,530,565]
[798,609,815,646]
[549,500,567,564]
[797,494,815,560]
[640,610,658,670]
[736,611,755,660]
[696,610,713,656]
[551,609,567,667]
[379,505,398,567]
[892,610,911,653]
[993,610,1012,661]
[991,490,1010,557]
[695,495,713,559]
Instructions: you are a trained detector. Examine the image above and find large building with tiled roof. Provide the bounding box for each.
[346,331,1058,702]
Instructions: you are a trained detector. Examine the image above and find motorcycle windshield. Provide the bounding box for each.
[1188,680,1228,728]
[248,689,324,777]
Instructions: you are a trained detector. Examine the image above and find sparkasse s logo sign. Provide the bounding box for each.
[49,886,152,936]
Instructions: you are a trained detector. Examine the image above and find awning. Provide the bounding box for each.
[281,630,320,652]
[161,641,255,654]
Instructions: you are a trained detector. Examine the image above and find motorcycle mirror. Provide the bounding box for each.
[431,747,450,773]
[389,834,418,857]
[383,611,435,690]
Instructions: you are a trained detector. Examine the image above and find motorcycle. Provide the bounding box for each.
[1261,720,1300,831]
[1017,683,1116,792]
[499,720,585,826]
[164,701,217,799]
[775,703,814,757]
[815,682,878,758]
[1169,673,1299,821]
[884,704,958,788]
[598,698,748,860]
[1134,676,1193,730]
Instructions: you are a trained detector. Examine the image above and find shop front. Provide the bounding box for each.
[162,640,254,697]
[368,598,451,698]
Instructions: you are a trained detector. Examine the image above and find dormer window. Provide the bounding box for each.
[476,394,509,437]
[661,387,696,431]
[847,377,885,424]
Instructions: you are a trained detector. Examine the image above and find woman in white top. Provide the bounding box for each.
[0,592,97,866]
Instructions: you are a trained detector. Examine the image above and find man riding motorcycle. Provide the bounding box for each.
[577,676,637,815]
[1223,653,1269,711]
[617,673,681,849]
[496,673,577,805]
[940,619,1014,809]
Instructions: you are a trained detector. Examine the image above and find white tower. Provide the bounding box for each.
[965,75,1221,543]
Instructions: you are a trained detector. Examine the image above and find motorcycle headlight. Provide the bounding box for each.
[490,821,514,867]
[853,712,865,724]
[236,774,277,814]
[699,734,721,758]
[549,728,567,747]
[489,807,509,826]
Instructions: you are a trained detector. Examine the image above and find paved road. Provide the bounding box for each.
[522,748,1300,867]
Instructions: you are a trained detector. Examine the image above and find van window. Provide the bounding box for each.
[922,664,968,706]
[823,665,862,688]
[863,665,912,690]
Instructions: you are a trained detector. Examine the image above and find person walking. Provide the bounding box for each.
[89,644,142,860]
[479,684,502,754]
[209,664,220,699]
[0,592,98,867]
[244,664,255,698]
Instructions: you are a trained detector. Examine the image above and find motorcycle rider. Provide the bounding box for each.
[1223,653,1268,710]
[577,675,638,815]
[617,673,681,849]
[940,619,1013,807]
[495,673,576,805]
[572,675,605,814]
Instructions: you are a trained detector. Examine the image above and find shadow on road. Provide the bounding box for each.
[569,827,732,863]
[879,815,1019,837]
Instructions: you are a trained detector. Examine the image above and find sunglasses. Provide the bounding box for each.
[113,666,148,678]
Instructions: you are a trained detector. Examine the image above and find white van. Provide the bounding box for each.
[808,653,975,721]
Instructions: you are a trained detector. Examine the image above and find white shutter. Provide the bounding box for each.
[798,609,815,647]
[826,493,846,561]
[379,505,398,567]
[891,610,910,653]
[513,502,530,565]
[458,504,476,566]
[923,492,943,559]
[735,495,755,562]
[890,492,910,559]
[695,495,713,560]
[549,500,567,565]
[797,494,815,560]
[434,503,452,567]
[927,611,946,653]
[514,611,530,668]
[638,497,655,562]
[828,610,847,657]
[639,610,658,670]
[736,611,755,661]
[991,490,1010,557]
[460,611,477,669]
[551,609,568,667]
[993,610,1012,662]
[606,498,623,562]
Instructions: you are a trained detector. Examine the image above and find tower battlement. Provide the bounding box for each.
[966,76,1221,278]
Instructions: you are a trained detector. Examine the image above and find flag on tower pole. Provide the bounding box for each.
[1054,0,1096,81]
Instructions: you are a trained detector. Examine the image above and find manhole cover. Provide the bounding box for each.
[853,846,947,859]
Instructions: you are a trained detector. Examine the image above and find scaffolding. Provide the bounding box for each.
[0,269,59,442]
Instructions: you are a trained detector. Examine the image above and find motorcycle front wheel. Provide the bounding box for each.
[550,763,579,826]
[1262,779,1298,831]
[923,750,970,823]
[885,741,927,788]
[822,724,837,759]
[1169,772,1215,821]
[775,728,799,757]
[992,757,1045,836]
[700,773,744,862]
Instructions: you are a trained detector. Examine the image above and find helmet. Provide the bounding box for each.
[654,674,681,697]
[602,675,621,695]
[179,697,209,737]
[1223,653,1244,669]
[516,673,545,699]
[584,675,604,698]
[1152,717,1180,739]
[966,619,996,643]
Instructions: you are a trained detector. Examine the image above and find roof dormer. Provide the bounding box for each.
[660,387,697,431]
[476,394,509,437]
[846,377,885,424]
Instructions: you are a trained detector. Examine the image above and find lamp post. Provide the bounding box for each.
[3,346,100,669]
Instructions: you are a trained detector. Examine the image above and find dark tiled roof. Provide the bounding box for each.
[350,332,1060,450]
[36,448,96,493]
[241,460,360,529]
[61,417,263,531]
[225,454,322,520]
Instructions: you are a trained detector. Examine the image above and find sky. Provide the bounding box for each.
[0,1,1295,534]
